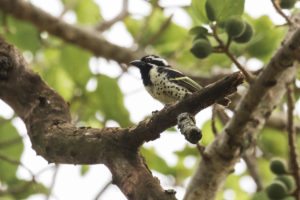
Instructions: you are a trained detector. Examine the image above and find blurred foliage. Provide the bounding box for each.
[0,118,47,198]
[0,0,299,199]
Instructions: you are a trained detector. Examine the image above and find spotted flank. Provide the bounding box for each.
[145,66,191,104]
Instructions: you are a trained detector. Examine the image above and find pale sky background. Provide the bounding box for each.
[0,0,298,200]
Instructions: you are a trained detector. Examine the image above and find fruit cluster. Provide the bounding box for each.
[190,2,253,59]
[266,158,296,200]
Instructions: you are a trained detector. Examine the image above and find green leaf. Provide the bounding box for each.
[258,157,275,183]
[80,165,90,176]
[60,45,92,86]
[191,0,209,24]
[1,15,40,53]
[258,127,288,157]
[206,0,245,22]
[9,179,47,199]
[200,118,223,145]
[191,0,245,23]
[125,10,188,55]
[141,147,172,175]
[142,146,195,184]
[174,144,199,158]
[92,75,132,127]
[251,190,269,200]
[74,0,102,24]
[246,15,285,62]
[0,119,24,184]
[189,26,209,35]
[35,48,75,101]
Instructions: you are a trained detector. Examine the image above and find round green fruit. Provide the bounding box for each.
[193,33,208,42]
[234,22,253,43]
[280,0,296,9]
[276,175,296,193]
[225,17,246,38]
[270,158,288,175]
[190,39,212,59]
[266,181,288,199]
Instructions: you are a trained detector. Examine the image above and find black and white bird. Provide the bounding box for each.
[130,55,229,106]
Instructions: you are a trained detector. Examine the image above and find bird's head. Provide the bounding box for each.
[130,55,168,71]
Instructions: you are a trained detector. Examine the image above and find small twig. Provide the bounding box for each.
[0,152,35,177]
[95,0,129,31]
[46,164,60,200]
[135,4,157,44]
[196,143,206,157]
[286,82,300,200]
[0,136,23,148]
[243,151,264,192]
[94,179,112,200]
[211,105,218,136]
[142,15,173,46]
[211,25,254,83]
[58,3,76,19]
[177,112,202,144]
[271,0,293,25]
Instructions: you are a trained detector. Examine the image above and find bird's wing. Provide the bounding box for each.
[157,66,203,92]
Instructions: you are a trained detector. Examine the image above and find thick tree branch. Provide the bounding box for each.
[126,72,244,148]
[0,36,243,199]
[215,106,264,192]
[0,0,142,64]
[184,13,300,200]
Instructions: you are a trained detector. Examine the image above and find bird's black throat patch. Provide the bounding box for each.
[139,64,153,86]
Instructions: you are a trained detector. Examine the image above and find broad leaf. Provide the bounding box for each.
[60,45,92,86]
[206,0,245,22]
[191,0,245,23]
[0,119,24,184]
[246,15,285,62]
[80,165,90,176]
[1,15,40,53]
[258,127,288,157]
[93,75,132,127]
[74,0,102,24]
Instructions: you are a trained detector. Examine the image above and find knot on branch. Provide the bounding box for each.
[177,112,202,144]
[0,53,13,80]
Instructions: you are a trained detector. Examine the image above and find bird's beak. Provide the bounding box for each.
[130,60,145,68]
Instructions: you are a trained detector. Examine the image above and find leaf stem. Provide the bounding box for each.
[211,25,254,83]
[271,0,293,25]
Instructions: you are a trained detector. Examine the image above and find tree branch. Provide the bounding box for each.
[0,35,243,199]
[0,0,142,64]
[271,0,293,25]
[215,105,264,191]
[184,13,300,200]
[286,82,300,199]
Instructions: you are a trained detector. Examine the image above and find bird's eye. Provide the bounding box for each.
[146,58,151,62]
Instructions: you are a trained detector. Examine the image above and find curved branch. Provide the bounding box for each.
[0,35,243,199]
[0,0,142,64]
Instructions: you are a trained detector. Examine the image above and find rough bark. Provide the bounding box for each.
[0,0,142,64]
[183,14,300,200]
[0,35,243,199]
